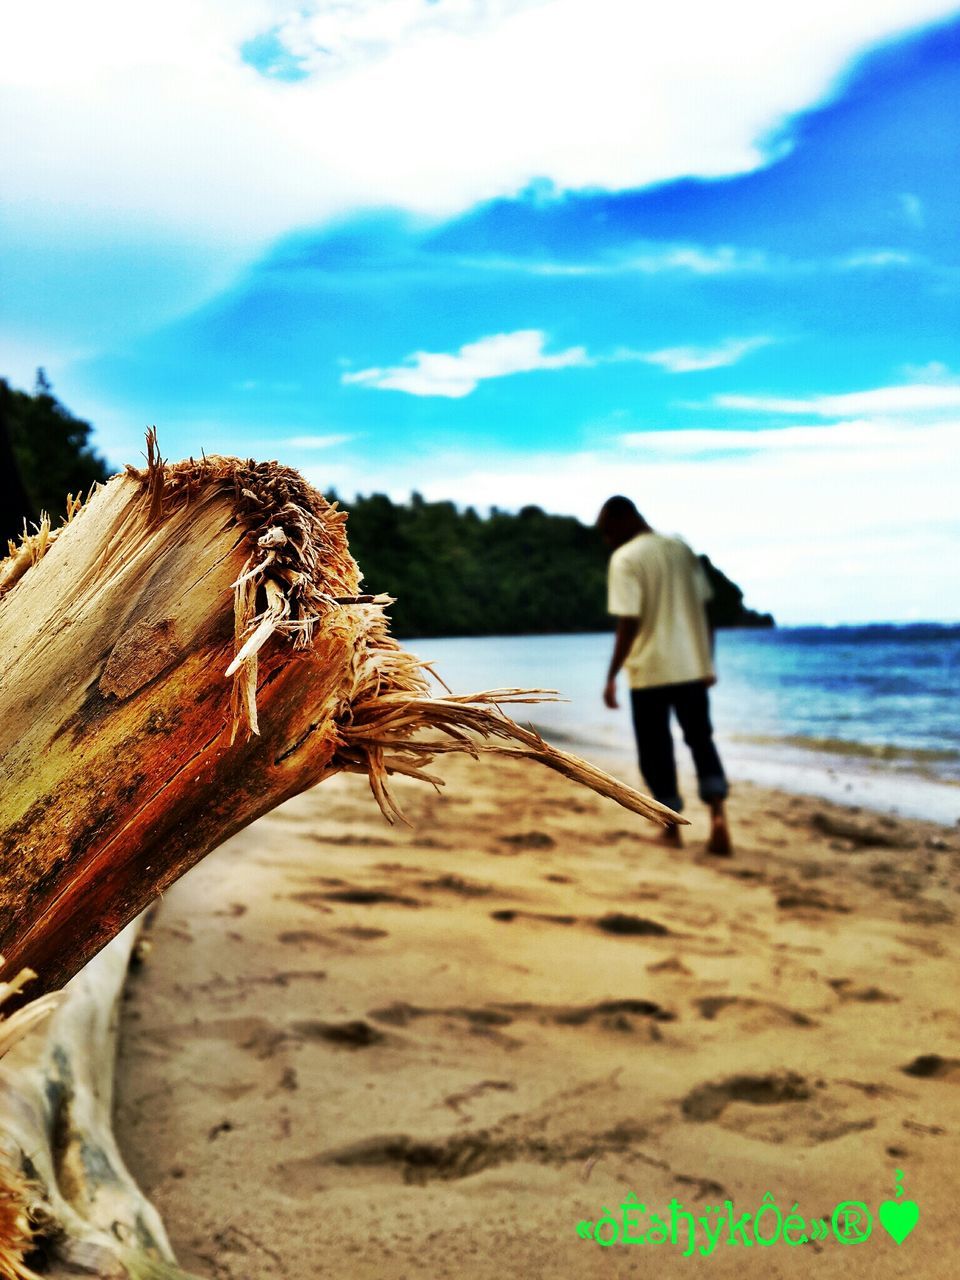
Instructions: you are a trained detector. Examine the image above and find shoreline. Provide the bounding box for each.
[114,752,960,1280]
[719,737,960,828]
[524,722,960,828]
[409,628,960,829]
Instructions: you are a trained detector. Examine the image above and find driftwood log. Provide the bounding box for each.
[0,923,201,1279]
[0,439,679,1274]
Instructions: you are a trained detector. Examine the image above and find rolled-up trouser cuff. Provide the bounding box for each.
[698,774,729,804]
[656,793,684,814]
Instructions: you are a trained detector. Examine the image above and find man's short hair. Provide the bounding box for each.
[596,495,645,529]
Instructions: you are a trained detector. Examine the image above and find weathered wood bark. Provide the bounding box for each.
[0,444,677,1004]
[0,451,370,998]
[0,923,202,1278]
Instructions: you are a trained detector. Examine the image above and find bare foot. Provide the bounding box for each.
[660,822,684,849]
[707,818,732,857]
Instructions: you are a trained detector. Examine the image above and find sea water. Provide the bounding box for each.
[406,625,960,824]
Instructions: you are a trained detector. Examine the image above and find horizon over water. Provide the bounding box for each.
[409,623,960,826]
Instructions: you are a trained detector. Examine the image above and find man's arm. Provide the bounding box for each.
[704,617,717,686]
[692,548,717,686]
[604,616,640,709]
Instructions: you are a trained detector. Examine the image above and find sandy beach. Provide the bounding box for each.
[114,752,960,1279]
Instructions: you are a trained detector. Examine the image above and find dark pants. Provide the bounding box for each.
[630,681,728,814]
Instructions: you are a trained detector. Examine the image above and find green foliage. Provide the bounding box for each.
[3,370,110,523]
[333,490,774,638]
[701,554,775,630]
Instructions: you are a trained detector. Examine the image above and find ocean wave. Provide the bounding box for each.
[733,733,960,770]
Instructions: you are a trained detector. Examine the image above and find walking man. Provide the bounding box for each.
[597,495,731,855]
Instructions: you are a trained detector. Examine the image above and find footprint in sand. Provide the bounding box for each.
[895,934,946,958]
[828,978,899,1003]
[902,1118,946,1136]
[537,797,596,815]
[495,831,556,851]
[367,1003,518,1047]
[307,832,393,847]
[549,999,674,1039]
[276,1110,653,1192]
[368,999,673,1042]
[551,998,675,1026]
[647,956,692,975]
[441,1079,516,1119]
[681,1072,875,1146]
[292,1019,386,1049]
[682,1071,812,1120]
[420,874,494,897]
[596,912,670,937]
[775,886,851,913]
[901,1054,960,1081]
[693,996,815,1027]
[810,811,915,850]
[490,909,576,925]
[290,887,423,910]
[901,903,955,925]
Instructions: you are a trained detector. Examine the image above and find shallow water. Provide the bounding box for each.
[406,626,960,824]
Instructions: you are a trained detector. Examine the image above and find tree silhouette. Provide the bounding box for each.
[0,380,37,545]
[3,370,110,528]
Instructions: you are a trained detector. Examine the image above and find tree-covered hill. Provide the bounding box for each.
[330,491,774,638]
[0,371,772,636]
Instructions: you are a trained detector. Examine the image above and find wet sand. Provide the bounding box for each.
[114,754,960,1278]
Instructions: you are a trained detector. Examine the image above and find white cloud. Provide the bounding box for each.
[271,0,541,76]
[713,381,960,417]
[343,329,774,396]
[620,418,958,455]
[899,192,925,228]
[901,360,954,382]
[457,243,773,277]
[236,379,301,392]
[839,249,915,269]
[625,246,771,275]
[628,336,772,373]
[464,242,938,280]
[5,1,955,366]
[283,433,352,448]
[2,0,957,254]
[342,329,589,397]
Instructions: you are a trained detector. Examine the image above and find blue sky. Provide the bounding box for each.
[2,1,959,624]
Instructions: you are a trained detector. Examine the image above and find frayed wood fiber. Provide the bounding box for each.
[0,435,676,1000]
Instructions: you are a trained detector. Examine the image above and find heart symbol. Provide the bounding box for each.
[879,1198,919,1244]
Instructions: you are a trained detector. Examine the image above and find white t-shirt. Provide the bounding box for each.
[607,532,714,689]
